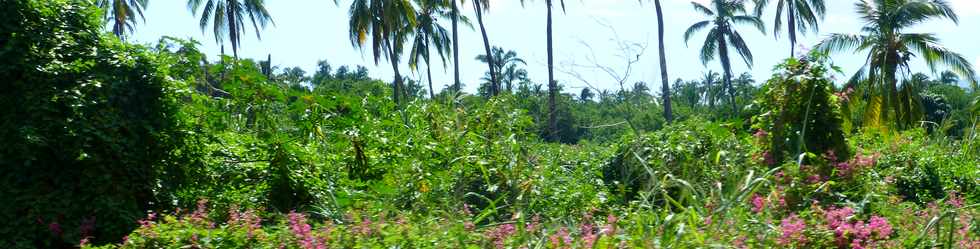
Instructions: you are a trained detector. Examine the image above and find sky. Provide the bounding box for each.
[131,0,980,94]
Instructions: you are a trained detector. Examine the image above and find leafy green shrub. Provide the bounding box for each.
[854,130,980,204]
[0,0,186,247]
[602,119,753,203]
[752,54,851,165]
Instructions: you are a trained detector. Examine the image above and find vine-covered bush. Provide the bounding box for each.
[602,119,753,203]
[0,0,186,247]
[752,53,851,165]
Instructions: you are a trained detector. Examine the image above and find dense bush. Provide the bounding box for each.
[602,119,754,203]
[752,54,851,164]
[0,0,186,247]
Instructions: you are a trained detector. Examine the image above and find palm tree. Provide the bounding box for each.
[815,0,977,129]
[448,0,471,94]
[520,0,565,140]
[408,0,452,99]
[96,0,149,39]
[653,0,673,123]
[471,0,499,96]
[700,71,720,108]
[939,70,960,85]
[753,0,825,56]
[684,0,764,115]
[188,0,274,58]
[349,0,416,105]
[476,47,527,93]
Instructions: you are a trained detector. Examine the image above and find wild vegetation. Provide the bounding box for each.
[1,0,979,248]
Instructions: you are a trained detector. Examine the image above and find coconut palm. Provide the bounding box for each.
[471,0,499,96]
[653,0,673,123]
[814,0,977,129]
[349,0,416,105]
[753,0,826,56]
[188,0,273,58]
[96,0,149,39]
[684,0,765,115]
[520,0,565,140]
[408,0,452,99]
[700,70,721,108]
[476,47,528,94]
[447,0,472,94]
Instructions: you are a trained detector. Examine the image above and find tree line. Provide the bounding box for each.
[98,0,978,141]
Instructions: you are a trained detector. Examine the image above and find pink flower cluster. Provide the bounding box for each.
[778,214,808,246]
[485,224,516,249]
[288,212,329,249]
[835,88,855,103]
[549,227,573,249]
[228,208,262,239]
[831,152,878,178]
[824,207,893,248]
[750,194,768,213]
[525,215,541,234]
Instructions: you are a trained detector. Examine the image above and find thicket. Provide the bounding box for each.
[3,1,979,248]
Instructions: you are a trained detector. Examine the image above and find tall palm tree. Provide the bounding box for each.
[188,0,274,58]
[753,0,826,56]
[448,0,471,94]
[96,0,149,39]
[684,0,765,115]
[653,0,673,123]
[349,0,416,106]
[520,0,565,140]
[471,0,499,96]
[408,0,452,99]
[815,0,977,129]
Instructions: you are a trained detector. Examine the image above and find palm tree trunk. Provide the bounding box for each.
[718,36,738,116]
[546,0,559,141]
[452,0,461,94]
[788,1,797,57]
[387,42,404,106]
[473,0,498,96]
[654,0,672,123]
[426,57,435,99]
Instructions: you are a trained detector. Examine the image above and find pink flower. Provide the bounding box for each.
[807,174,823,184]
[824,150,839,163]
[750,194,767,213]
[602,214,618,236]
[48,222,62,236]
[485,224,516,249]
[526,215,541,233]
[868,216,893,240]
[288,212,326,249]
[754,129,768,139]
[778,214,807,246]
[946,192,965,208]
[549,228,572,248]
[762,151,775,166]
[190,199,209,224]
[824,206,854,230]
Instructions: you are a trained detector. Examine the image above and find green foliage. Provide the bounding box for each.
[7,2,980,248]
[854,130,980,204]
[603,119,753,203]
[0,0,186,247]
[752,53,850,164]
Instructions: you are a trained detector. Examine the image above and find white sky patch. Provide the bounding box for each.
[975,57,980,74]
[949,0,980,16]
